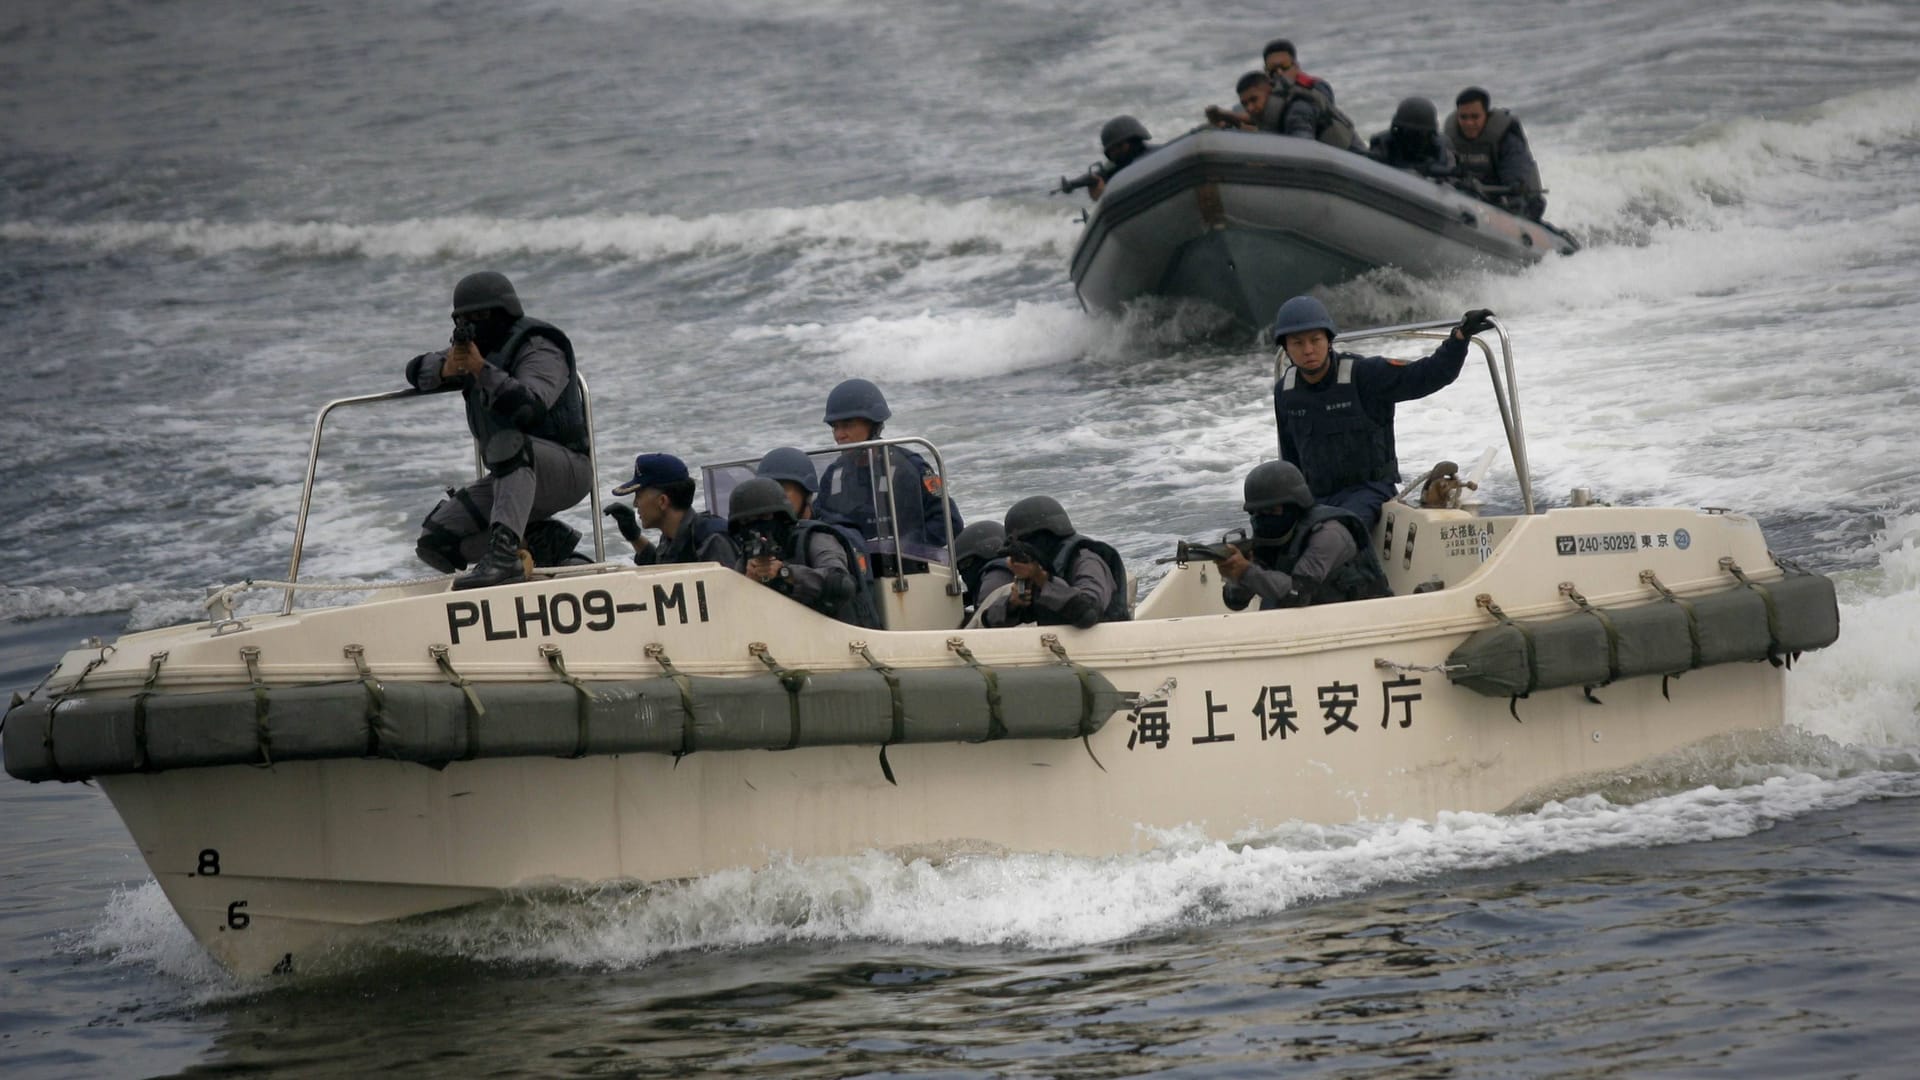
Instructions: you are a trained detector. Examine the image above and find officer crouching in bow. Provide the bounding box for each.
[727,477,882,629]
[405,271,591,590]
[977,496,1130,629]
[1217,462,1393,610]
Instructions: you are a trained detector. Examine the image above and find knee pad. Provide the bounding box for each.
[415,525,468,573]
[483,430,534,476]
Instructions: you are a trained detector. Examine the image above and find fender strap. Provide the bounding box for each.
[429,644,485,759]
[240,646,273,767]
[1043,634,1107,773]
[749,642,809,751]
[856,642,907,785]
[129,650,168,772]
[1560,583,1618,704]
[541,645,594,758]
[1640,571,1699,700]
[947,637,1007,741]
[646,643,698,762]
[1477,594,1529,722]
[343,644,389,757]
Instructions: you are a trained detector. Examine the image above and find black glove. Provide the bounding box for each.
[1457,309,1496,338]
[603,503,644,545]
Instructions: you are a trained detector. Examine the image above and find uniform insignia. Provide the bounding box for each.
[1388,359,1410,367]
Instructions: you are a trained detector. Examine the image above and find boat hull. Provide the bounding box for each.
[1069,131,1576,326]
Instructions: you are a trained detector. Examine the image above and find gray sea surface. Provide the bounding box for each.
[4,0,1920,1075]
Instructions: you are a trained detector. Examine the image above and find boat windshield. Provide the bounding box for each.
[701,438,957,568]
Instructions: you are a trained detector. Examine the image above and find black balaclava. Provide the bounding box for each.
[733,515,796,557]
[469,308,516,357]
[1022,529,1070,571]
[1250,508,1303,565]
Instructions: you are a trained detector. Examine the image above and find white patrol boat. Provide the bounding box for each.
[3,320,1837,978]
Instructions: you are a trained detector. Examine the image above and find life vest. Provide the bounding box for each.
[1444,108,1524,188]
[1040,536,1132,625]
[1254,505,1393,608]
[791,520,883,629]
[1274,76,1360,151]
[1276,355,1398,496]
[465,317,590,455]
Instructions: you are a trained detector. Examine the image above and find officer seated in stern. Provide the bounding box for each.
[405,271,591,590]
[1216,462,1393,610]
[1445,86,1547,221]
[727,476,881,629]
[814,378,961,564]
[1272,297,1495,531]
[977,497,1129,630]
[953,520,1010,626]
[1368,97,1458,181]
[602,453,736,567]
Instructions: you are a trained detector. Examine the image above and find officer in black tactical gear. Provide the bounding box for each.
[978,496,1129,629]
[758,445,878,581]
[953,520,1010,625]
[1445,87,1546,220]
[1272,295,1495,530]
[1083,116,1155,201]
[405,271,591,590]
[728,476,881,628]
[1368,97,1458,180]
[603,453,736,567]
[814,378,961,560]
[1218,461,1393,610]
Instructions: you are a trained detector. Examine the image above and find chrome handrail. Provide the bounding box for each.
[282,376,604,614]
[703,435,961,594]
[1274,317,1533,515]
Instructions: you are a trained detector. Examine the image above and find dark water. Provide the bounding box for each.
[4,0,1920,1075]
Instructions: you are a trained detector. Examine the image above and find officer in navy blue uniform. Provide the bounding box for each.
[406,271,591,590]
[602,453,736,567]
[1271,297,1494,530]
[815,379,962,557]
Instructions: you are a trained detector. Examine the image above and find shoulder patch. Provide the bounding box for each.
[1388,359,1411,367]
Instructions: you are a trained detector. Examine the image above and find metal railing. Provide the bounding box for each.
[1273,316,1533,515]
[282,376,604,614]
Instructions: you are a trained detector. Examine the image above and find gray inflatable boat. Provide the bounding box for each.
[1068,129,1578,326]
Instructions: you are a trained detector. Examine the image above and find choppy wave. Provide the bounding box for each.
[0,196,1072,264]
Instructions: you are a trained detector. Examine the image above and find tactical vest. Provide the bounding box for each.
[1444,108,1519,187]
[466,318,590,455]
[1041,536,1132,625]
[1256,505,1394,608]
[1276,78,1360,150]
[1276,355,1398,496]
[651,512,732,566]
[791,520,883,629]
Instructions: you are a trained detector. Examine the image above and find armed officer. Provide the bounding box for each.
[1082,116,1155,201]
[953,520,1010,626]
[1216,461,1392,610]
[1262,38,1337,104]
[728,476,881,628]
[977,496,1129,629]
[757,445,877,579]
[1445,86,1546,220]
[815,378,962,560]
[1272,296,1495,530]
[405,271,591,590]
[603,453,736,567]
[1368,97,1458,180]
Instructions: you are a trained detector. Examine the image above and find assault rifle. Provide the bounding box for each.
[738,529,781,563]
[1053,164,1103,195]
[1158,529,1296,567]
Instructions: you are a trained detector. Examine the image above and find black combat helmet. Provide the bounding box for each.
[727,477,796,525]
[954,521,1007,568]
[451,271,524,318]
[1100,115,1151,156]
[1004,495,1075,540]
[822,378,892,425]
[755,447,820,494]
[1390,96,1439,134]
[1243,461,1314,514]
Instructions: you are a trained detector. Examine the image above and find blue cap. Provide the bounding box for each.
[612,453,690,496]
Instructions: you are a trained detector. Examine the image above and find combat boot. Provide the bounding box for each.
[453,524,527,591]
